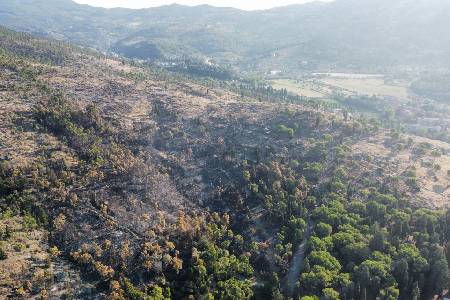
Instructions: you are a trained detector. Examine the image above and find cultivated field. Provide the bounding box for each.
[270,74,411,100]
[318,77,410,99]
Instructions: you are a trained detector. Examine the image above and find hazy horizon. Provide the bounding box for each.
[73,0,332,10]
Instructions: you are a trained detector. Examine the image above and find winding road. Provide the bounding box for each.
[285,218,314,298]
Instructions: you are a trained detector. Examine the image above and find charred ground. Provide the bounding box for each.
[0,27,449,300]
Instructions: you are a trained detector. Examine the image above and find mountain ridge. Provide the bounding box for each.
[2,0,450,73]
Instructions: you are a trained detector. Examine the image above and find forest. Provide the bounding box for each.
[411,75,450,104]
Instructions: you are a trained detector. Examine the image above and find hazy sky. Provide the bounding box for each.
[73,0,328,10]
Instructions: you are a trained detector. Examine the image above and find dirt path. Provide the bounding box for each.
[285,219,313,298]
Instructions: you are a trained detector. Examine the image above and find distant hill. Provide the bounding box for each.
[1,0,450,73]
[411,73,450,103]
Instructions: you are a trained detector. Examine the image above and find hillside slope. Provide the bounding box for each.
[0,27,450,299]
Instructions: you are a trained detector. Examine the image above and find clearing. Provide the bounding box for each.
[270,74,411,100]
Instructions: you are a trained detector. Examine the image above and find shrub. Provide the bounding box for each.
[49,246,61,257]
[14,243,25,252]
[242,170,251,182]
[404,170,416,178]
[0,225,11,240]
[248,183,259,194]
[124,278,147,300]
[23,214,38,231]
[431,150,442,157]
[315,222,333,238]
[303,162,323,181]
[0,247,7,260]
[406,177,418,189]
[277,124,294,138]
[0,209,13,220]
[322,288,340,300]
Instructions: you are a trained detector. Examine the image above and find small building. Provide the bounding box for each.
[268,70,282,76]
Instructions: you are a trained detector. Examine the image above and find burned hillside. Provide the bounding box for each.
[1,28,450,300]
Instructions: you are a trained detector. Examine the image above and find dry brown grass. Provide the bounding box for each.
[0,217,49,298]
[319,77,410,99]
[352,133,450,208]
